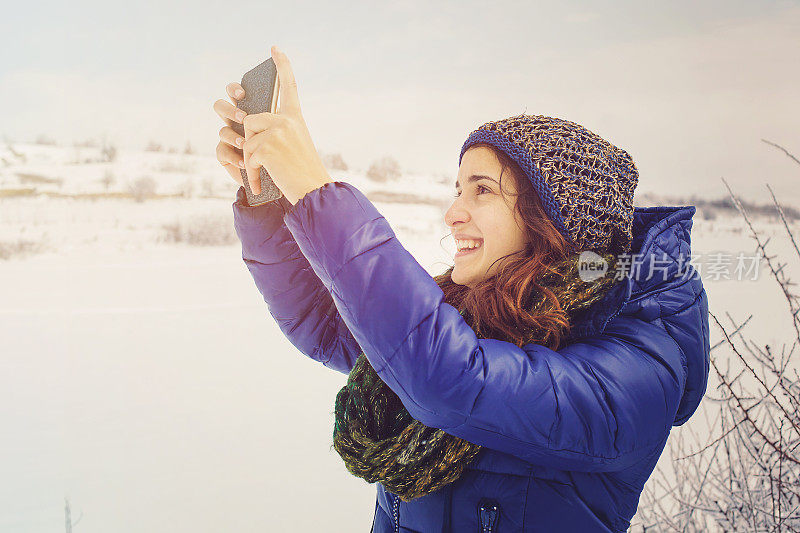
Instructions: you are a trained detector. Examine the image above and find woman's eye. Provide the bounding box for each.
[453,185,491,198]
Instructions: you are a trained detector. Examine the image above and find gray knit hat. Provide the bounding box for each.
[459,114,639,255]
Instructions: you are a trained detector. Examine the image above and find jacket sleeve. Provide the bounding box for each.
[232,186,361,374]
[283,181,687,472]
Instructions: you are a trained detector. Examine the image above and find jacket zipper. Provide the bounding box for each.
[478,501,499,532]
[605,304,623,327]
[392,493,400,533]
[599,283,627,332]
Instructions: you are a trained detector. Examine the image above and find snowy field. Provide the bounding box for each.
[2,143,799,532]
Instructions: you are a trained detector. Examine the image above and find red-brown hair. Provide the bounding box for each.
[435,143,578,350]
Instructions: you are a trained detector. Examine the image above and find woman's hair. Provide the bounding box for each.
[435,143,578,350]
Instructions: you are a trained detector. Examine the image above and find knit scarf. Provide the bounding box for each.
[332,251,620,502]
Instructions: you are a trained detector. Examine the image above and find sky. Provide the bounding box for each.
[2,0,800,204]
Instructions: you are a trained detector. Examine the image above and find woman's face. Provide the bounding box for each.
[445,146,529,288]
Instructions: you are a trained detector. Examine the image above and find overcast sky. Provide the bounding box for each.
[2,0,799,204]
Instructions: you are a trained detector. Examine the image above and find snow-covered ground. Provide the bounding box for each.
[2,142,799,532]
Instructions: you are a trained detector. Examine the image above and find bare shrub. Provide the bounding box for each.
[160,215,236,246]
[101,142,117,163]
[631,158,800,531]
[366,156,401,182]
[17,172,63,187]
[0,239,46,260]
[101,170,116,190]
[4,141,26,163]
[34,134,57,146]
[700,206,718,221]
[145,140,163,152]
[322,152,348,171]
[128,176,157,202]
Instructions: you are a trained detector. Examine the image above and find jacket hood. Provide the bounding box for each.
[566,205,710,426]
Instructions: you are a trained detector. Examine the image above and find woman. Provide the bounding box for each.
[214,47,710,532]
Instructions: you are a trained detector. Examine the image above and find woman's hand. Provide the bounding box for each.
[241,45,333,204]
[213,82,248,187]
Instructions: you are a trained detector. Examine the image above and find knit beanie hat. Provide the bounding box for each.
[459,114,639,256]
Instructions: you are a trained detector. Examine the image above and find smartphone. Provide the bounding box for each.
[232,58,283,206]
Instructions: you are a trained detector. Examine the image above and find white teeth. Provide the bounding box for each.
[456,239,483,251]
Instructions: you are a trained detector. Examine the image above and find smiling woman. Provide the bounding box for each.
[229,112,710,532]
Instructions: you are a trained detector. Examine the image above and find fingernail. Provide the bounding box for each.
[235,111,246,122]
[238,160,245,168]
[235,89,244,98]
[236,137,244,147]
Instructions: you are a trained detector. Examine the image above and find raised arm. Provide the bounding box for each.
[282,181,708,472]
[232,186,361,374]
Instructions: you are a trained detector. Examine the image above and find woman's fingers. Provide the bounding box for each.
[216,140,246,169]
[221,160,245,186]
[226,82,244,102]
[218,125,245,149]
[215,141,246,186]
[213,97,247,128]
[212,83,246,187]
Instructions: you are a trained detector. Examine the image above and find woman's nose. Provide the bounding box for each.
[444,199,470,227]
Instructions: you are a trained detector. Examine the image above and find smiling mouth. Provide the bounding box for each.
[455,245,482,258]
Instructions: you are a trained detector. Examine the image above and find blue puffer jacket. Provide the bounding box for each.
[232,181,710,533]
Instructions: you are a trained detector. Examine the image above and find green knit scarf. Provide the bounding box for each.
[332,251,620,501]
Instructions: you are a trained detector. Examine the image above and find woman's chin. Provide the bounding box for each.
[450,267,473,287]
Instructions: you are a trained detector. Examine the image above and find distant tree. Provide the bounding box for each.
[34,134,57,146]
[101,142,117,163]
[700,207,717,221]
[101,170,116,190]
[129,176,157,202]
[366,155,401,183]
[322,152,348,171]
[145,140,163,152]
[184,141,194,155]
